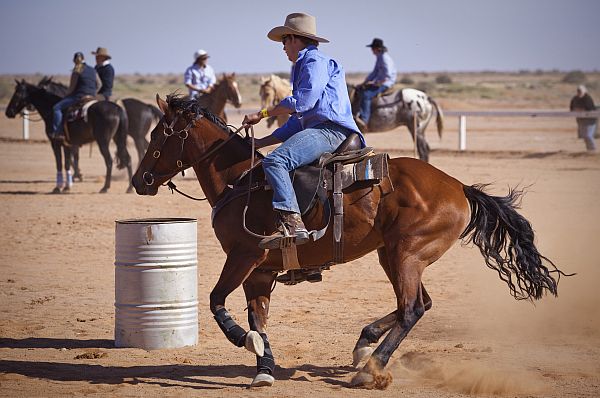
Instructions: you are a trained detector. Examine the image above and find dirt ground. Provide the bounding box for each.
[0,104,599,398]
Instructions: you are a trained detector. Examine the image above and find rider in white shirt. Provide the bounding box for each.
[184,49,216,99]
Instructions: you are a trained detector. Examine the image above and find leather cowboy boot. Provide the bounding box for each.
[259,210,310,250]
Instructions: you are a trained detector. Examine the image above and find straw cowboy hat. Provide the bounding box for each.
[267,12,329,43]
[91,47,111,59]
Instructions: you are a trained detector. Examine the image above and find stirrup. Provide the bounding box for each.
[276,270,322,285]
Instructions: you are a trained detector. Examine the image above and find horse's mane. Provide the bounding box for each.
[38,76,68,97]
[166,94,231,131]
[165,93,263,160]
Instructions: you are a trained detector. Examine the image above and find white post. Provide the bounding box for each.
[22,109,30,140]
[458,115,466,151]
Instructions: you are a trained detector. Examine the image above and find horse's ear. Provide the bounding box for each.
[156,94,169,115]
[260,76,268,83]
[231,72,235,78]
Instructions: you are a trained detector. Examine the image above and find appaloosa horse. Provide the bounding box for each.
[5,80,132,193]
[131,94,567,389]
[259,74,291,128]
[350,86,444,162]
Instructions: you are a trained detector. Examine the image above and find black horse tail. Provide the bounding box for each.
[460,184,570,301]
[428,96,444,139]
[114,106,131,170]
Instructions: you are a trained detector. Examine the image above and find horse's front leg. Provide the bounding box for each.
[50,140,64,194]
[243,269,277,387]
[210,248,268,360]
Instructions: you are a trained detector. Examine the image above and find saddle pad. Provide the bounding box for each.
[67,100,98,122]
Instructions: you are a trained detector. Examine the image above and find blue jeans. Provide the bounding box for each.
[52,96,80,134]
[359,85,390,123]
[263,121,352,214]
[578,122,597,151]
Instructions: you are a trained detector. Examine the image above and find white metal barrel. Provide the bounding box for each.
[115,218,198,349]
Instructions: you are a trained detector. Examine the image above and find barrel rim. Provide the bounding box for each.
[116,217,197,225]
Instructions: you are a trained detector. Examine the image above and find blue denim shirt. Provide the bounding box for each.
[184,64,216,99]
[365,51,396,88]
[273,46,365,146]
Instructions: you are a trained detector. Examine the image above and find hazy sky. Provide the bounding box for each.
[1,0,599,76]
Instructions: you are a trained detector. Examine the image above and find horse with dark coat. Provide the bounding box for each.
[5,79,132,193]
[38,76,162,168]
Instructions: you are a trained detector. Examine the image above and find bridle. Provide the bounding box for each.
[141,113,241,188]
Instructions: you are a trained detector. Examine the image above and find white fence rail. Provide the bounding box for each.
[444,110,600,151]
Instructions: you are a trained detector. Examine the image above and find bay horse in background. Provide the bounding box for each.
[349,86,444,162]
[5,79,132,193]
[259,74,291,128]
[38,76,162,167]
[195,73,242,122]
[131,94,568,389]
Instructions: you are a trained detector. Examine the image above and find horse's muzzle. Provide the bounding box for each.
[131,173,158,196]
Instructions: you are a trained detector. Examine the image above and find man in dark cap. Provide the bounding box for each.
[356,38,397,128]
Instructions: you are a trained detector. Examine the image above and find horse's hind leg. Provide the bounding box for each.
[71,145,83,182]
[96,140,113,193]
[351,241,428,389]
[406,116,430,162]
[352,247,432,368]
[243,270,277,387]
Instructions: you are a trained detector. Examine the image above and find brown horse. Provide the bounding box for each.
[131,95,567,389]
[259,74,291,128]
[195,73,242,122]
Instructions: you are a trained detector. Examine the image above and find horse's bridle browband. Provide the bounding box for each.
[141,113,242,187]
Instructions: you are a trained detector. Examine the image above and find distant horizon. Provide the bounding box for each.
[3,68,599,78]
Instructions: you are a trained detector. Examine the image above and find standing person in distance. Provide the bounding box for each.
[570,85,598,152]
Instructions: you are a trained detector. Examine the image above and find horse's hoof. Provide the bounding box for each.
[352,346,373,368]
[244,330,264,357]
[51,187,61,194]
[74,174,83,182]
[62,186,70,194]
[126,187,134,194]
[350,368,392,390]
[350,370,374,388]
[250,372,274,387]
[99,188,108,194]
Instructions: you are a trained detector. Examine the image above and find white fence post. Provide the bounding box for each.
[22,109,30,140]
[458,115,466,151]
